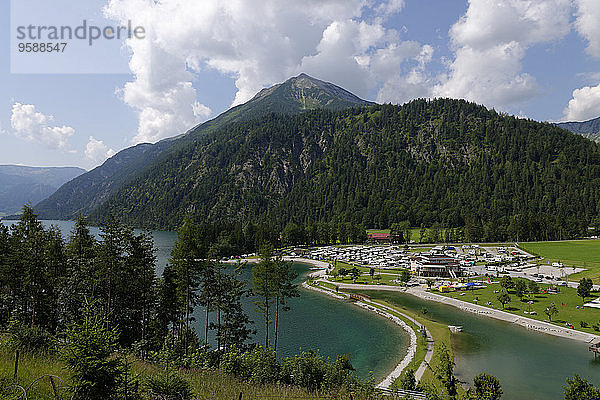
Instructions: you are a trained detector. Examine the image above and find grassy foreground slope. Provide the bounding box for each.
[0,347,380,400]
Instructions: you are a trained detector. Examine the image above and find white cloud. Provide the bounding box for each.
[85,136,116,163]
[10,102,75,150]
[562,1,600,121]
[434,0,571,108]
[563,85,600,122]
[575,0,600,59]
[104,0,435,143]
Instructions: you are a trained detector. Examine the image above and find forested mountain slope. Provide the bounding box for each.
[90,99,600,241]
[35,74,373,220]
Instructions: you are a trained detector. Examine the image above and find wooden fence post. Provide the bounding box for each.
[49,375,59,400]
[13,350,19,380]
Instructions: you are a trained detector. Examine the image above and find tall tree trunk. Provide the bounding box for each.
[265,298,269,348]
[274,295,279,355]
[217,306,221,351]
[205,301,210,343]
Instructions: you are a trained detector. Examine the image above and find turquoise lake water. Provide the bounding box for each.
[369,291,600,399]
[1,220,407,381]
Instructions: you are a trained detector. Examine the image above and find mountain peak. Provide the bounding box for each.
[250,73,375,111]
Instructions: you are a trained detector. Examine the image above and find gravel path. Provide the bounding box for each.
[329,282,600,344]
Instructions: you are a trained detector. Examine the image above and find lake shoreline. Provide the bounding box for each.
[326,281,600,344]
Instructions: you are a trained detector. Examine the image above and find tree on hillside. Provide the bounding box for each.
[577,278,594,305]
[271,257,299,355]
[473,373,503,400]
[253,245,275,348]
[62,300,125,400]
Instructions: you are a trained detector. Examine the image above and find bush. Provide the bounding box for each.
[7,320,55,353]
[282,350,328,391]
[245,346,281,384]
[397,368,416,391]
[581,321,589,328]
[282,351,360,392]
[145,371,193,400]
[220,348,247,379]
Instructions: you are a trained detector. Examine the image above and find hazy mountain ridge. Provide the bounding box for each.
[557,117,600,142]
[0,165,85,216]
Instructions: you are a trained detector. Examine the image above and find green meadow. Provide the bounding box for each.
[520,240,600,281]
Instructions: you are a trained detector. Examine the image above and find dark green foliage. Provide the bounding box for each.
[62,301,125,400]
[564,374,600,400]
[497,292,511,310]
[435,343,457,399]
[527,280,539,295]
[38,74,371,222]
[282,351,358,392]
[396,367,416,391]
[145,370,193,400]
[514,280,527,300]
[577,278,594,304]
[499,276,513,291]
[6,319,55,353]
[89,99,600,243]
[473,373,502,400]
[400,269,411,284]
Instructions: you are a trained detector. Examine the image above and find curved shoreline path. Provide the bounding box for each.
[330,281,600,344]
[301,264,434,390]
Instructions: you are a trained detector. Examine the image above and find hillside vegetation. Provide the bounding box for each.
[91,99,600,242]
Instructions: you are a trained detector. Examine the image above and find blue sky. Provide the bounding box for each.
[1,0,600,170]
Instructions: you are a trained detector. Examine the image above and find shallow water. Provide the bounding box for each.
[368,290,600,399]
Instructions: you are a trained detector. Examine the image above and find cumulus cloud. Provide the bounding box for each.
[434,0,571,108]
[562,1,600,122]
[10,102,75,150]
[103,0,434,143]
[574,0,600,59]
[85,136,116,163]
[563,85,600,122]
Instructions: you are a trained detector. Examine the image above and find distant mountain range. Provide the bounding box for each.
[0,165,85,216]
[35,74,373,220]
[557,117,600,142]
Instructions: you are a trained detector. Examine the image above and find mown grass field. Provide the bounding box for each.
[438,279,600,334]
[520,240,600,282]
